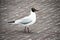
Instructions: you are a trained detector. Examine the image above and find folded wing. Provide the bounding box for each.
[20,18,32,24]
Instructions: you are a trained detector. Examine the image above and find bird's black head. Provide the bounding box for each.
[31,8,38,12]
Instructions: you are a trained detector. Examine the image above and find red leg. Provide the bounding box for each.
[27,27,30,33]
[24,26,26,32]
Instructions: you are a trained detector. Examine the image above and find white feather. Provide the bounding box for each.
[12,11,36,26]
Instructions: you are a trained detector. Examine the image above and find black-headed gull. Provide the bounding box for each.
[8,8,38,32]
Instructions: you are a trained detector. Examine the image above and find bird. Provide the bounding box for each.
[8,8,38,32]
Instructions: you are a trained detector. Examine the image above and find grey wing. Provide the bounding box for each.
[20,18,32,24]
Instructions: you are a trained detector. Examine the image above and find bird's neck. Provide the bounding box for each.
[29,11,36,17]
[28,11,36,20]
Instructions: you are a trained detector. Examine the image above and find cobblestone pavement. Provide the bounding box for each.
[0,0,60,40]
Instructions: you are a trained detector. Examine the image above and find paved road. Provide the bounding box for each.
[0,0,60,40]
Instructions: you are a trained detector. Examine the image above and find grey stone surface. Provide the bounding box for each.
[0,0,60,40]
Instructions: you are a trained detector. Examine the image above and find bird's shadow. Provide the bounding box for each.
[11,30,38,35]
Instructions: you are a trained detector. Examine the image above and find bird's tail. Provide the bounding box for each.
[8,21,15,23]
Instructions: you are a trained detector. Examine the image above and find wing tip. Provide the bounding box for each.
[8,21,15,23]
